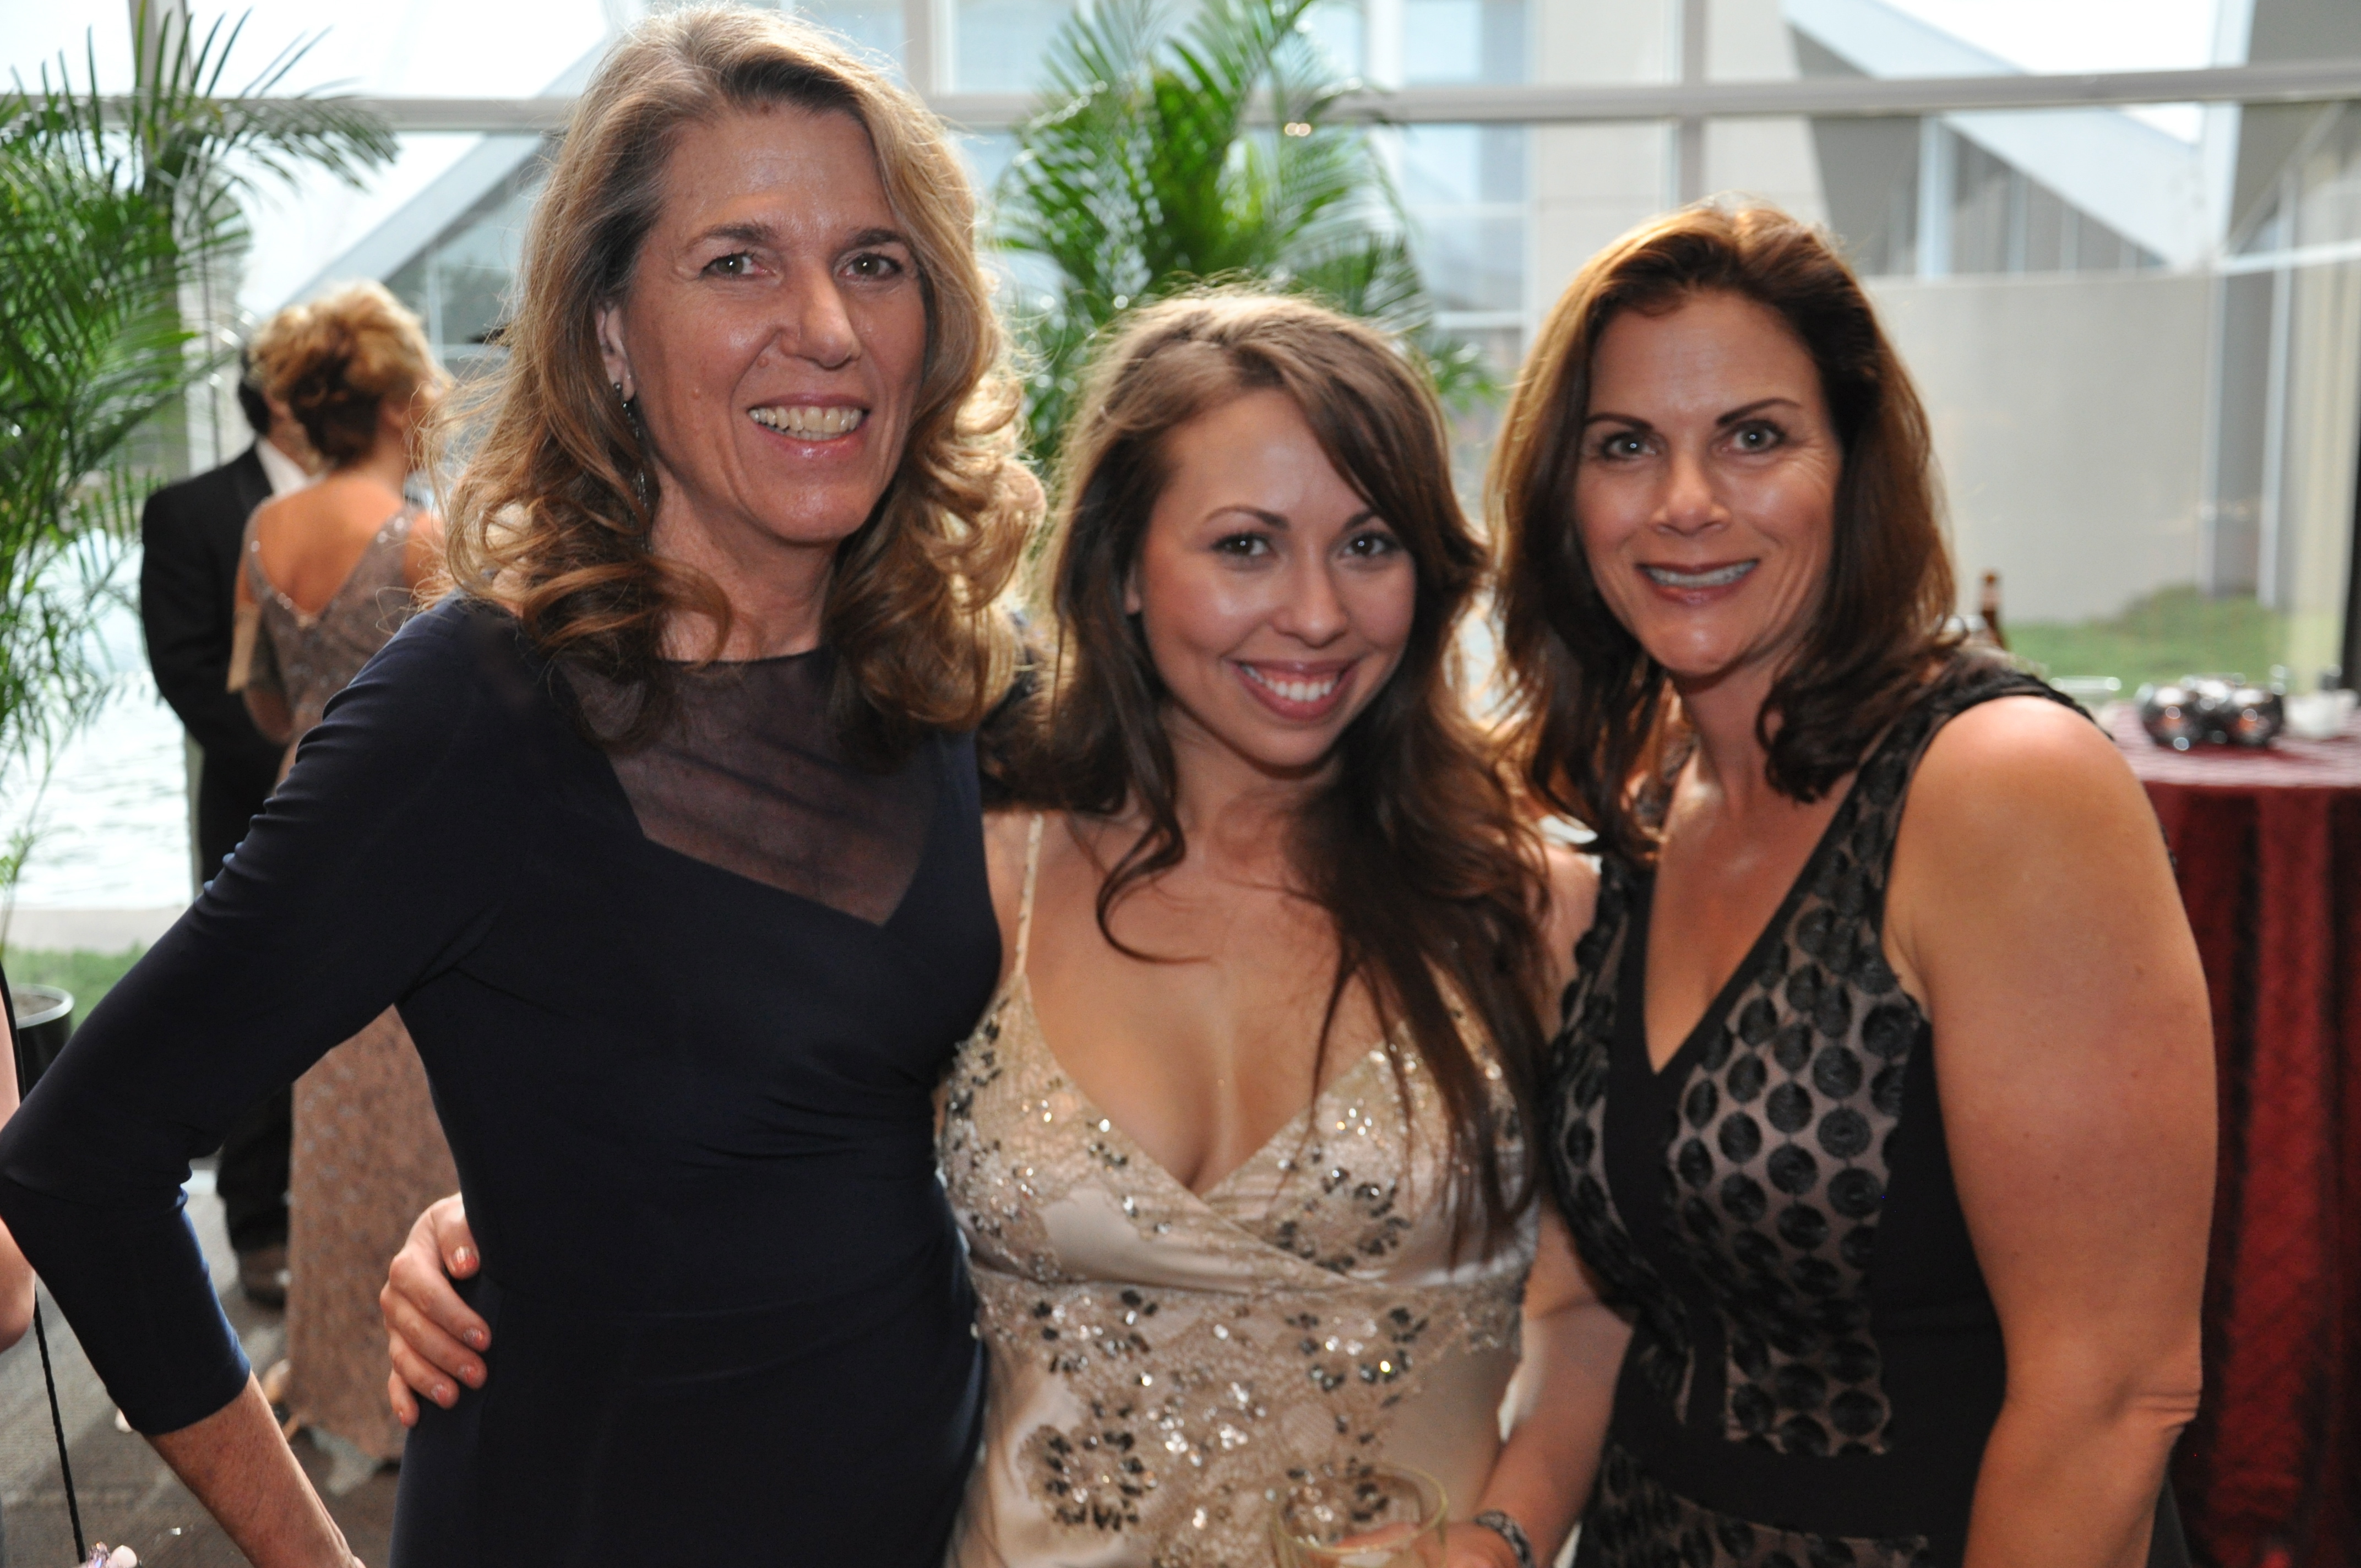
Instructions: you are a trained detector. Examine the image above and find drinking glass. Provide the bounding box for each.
[1269,1464,1447,1567]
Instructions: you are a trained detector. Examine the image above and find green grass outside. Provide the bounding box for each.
[3,944,147,1028]
[2009,585,2294,698]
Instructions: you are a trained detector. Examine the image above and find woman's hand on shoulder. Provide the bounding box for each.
[381,1194,488,1427]
[1537,840,1600,1006]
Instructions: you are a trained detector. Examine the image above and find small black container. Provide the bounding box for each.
[10,983,74,1093]
[2137,674,2284,750]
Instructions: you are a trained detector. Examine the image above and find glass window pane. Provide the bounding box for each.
[1704,96,2361,693]
[1399,125,1528,315]
[951,0,1074,90]
[796,0,909,75]
[1401,0,1527,85]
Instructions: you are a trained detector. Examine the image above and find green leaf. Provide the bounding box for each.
[0,6,394,901]
[993,0,1499,465]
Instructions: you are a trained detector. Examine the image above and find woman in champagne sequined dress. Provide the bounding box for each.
[934,295,1623,1568]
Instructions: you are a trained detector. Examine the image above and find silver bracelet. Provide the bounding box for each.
[1471,1509,1537,1568]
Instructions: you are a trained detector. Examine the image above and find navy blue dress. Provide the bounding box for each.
[0,600,996,1565]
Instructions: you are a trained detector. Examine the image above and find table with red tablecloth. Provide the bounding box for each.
[2106,709,2361,1568]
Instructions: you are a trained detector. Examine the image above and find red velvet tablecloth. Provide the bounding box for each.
[2107,709,2361,1568]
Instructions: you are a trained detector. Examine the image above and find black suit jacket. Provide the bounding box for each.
[140,445,285,875]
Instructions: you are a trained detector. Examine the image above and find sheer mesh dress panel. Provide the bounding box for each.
[574,650,935,925]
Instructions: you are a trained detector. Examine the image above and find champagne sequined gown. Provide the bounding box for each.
[940,816,1538,1567]
[242,506,460,1461]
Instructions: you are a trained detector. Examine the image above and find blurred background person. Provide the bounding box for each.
[139,330,324,1311]
[232,280,457,1475]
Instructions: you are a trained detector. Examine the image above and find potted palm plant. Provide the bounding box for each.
[993,0,1495,464]
[0,7,392,960]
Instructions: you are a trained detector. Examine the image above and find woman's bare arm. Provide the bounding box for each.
[150,1379,360,1566]
[1445,842,1614,1567]
[229,570,296,745]
[1452,1210,1630,1567]
[1889,696,2213,1568]
[402,513,447,595]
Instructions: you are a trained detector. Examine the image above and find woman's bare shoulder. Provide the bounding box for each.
[979,808,1049,949]
[1890,693,2176,993]
[1905,694,2147,848]
[981,808,1039,871]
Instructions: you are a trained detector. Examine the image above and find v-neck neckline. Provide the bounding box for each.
[992,970,1394,1209]
[1633,759,1872,1082]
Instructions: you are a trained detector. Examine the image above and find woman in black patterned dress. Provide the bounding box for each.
[1487,206,2215,1568]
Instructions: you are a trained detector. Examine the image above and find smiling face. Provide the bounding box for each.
[1574,290,1841,689]
[1124,388,1416,781]
[596,102,927,587]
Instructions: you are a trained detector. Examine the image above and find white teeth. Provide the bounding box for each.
[748,404,866,439]
[1642,561,1755,589]
[1242,666,1343,704]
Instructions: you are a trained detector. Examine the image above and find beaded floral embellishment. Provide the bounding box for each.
[942,979,1531,1567]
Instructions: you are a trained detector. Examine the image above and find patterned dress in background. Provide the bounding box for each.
[240,506,458,1462]
[940,816,1538,1567]
[1543,660,2188,1568]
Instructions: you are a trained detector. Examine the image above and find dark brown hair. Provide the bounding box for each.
[1493,204,1959,862]
[251,282,445,467]
[1020,290,1548,1254]
[439,6,1037,756]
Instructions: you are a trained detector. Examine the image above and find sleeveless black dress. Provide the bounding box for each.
[1544,662,2189,1568]
[0,601,997,1565]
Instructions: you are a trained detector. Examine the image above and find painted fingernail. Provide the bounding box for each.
[464,1363,483,1384]
[464,1329,487,1348]
[432,1384,453,1404]
[454,1248,476,1270]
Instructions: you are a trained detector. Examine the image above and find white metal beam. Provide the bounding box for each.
[282,57,2361,136]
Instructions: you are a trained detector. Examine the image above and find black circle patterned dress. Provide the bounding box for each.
[1544,660,2190,1568]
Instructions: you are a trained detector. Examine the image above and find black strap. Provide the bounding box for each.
[3,965,89,1562]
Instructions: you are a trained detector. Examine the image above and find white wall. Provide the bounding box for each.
[1529,0,1828,317]
[1866,270,2213,622]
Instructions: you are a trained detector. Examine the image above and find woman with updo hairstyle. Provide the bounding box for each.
[236,279,448,765]
[0,7,1037,1565]
[230,279,461,1477]
[1494,204,2212,1566]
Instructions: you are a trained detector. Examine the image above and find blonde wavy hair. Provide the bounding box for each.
[439,6,1037,756]
[251,281,446,467]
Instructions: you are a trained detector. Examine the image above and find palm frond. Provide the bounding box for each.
[993,0,1498,461]
[0,6,394,892]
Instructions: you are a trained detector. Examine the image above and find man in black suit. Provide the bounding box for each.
[139,358,316,1306]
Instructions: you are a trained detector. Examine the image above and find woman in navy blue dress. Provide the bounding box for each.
[0,10,1039,1565]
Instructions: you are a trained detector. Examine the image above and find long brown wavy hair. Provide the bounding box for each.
[1493,204,1959,863]
[1016,291,1549,1254]
[439,7,1036,756]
